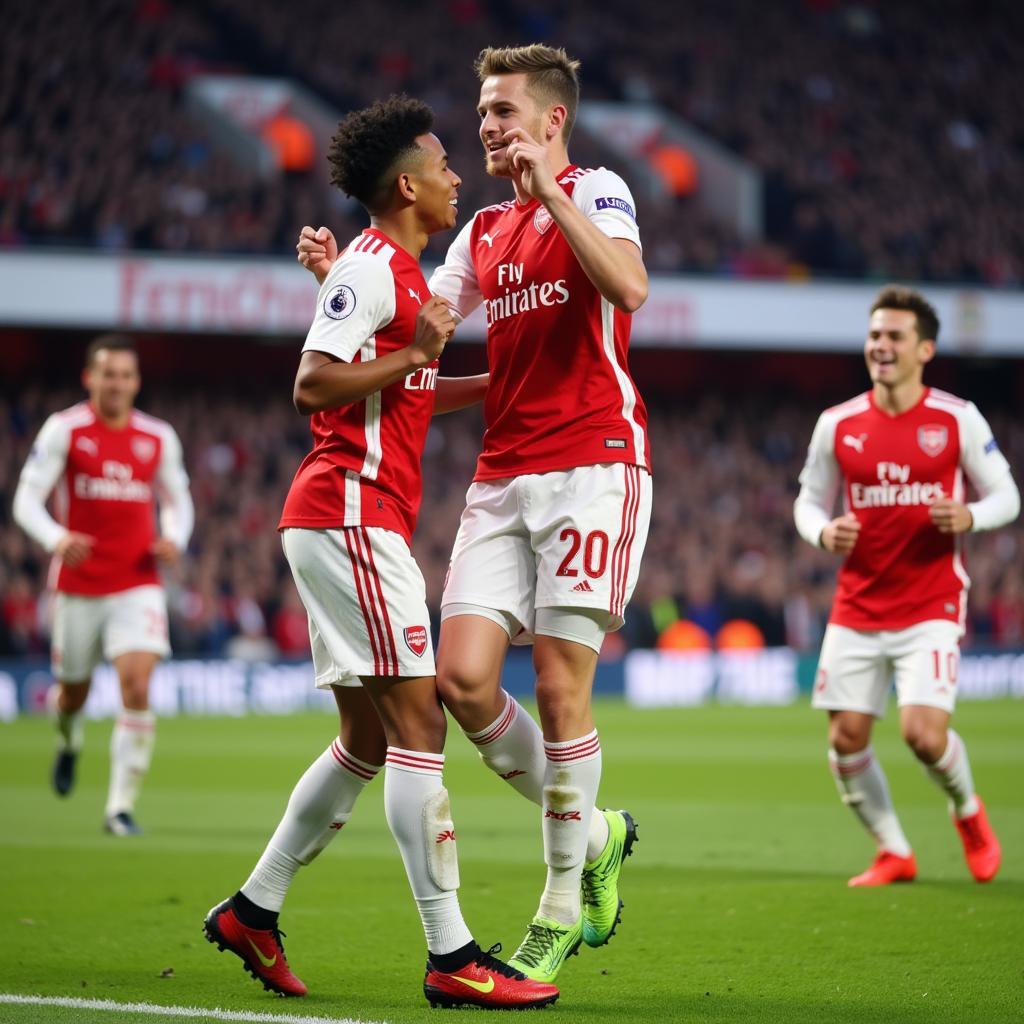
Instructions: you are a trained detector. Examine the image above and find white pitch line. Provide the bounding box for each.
[0,994,387,1024]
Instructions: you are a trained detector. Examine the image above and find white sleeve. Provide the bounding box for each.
[571,168,642,249]
[958,403,1020,532]
[154,426,194,550]
[304,253,395,363]
[12,414,71,552]
[428,217,483,323]
[793,412,841,548]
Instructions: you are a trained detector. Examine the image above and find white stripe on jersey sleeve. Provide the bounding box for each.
[570,168,642,249]
[304,245,396,363]
[359,335,383,482]
[794,409,844,548]
[12,411,73,552]
[428,215,484,323]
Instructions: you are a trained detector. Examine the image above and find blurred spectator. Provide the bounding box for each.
[2,377,1021,659]
[2,0,1022,282]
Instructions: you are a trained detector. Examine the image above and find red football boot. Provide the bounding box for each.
[203,898,307,997]
[954,798,1001,882]
[848,850,918,887]
[424,943,559,1009]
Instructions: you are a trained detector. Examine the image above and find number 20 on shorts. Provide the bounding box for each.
[556,529,609,579]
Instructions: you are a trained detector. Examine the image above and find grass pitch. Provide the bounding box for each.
[0,699,1021,1024]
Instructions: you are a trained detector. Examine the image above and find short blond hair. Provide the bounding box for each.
[475,44,581,141]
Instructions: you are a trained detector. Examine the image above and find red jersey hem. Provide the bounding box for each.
[829,609,961,632]
[474,452,652,482]
[56,576,161,597]
[277,515,412,544]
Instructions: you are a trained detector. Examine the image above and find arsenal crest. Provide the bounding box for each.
[131,436,157,462]
[404,625,428,657]
[917,424,948,457]
[533,206,553,235]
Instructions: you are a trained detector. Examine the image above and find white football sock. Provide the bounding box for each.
[241,739,380,912]
[924,730,979,818]
[467,692,609,860]
[384,747,474,956]
[105,709,155,817]
[538,731,602,925]
[829,747,912,857]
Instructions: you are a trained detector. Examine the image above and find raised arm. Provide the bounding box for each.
[295,297,456,414]
[506,132,648,313]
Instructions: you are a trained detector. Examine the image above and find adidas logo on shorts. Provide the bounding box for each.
[571,580,594,593]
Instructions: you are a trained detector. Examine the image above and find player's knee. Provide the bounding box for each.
[828,717,870,755]
[901,721,945,763]
[436,662,487,720]
[120,679,149,711]
[60,683,90,713]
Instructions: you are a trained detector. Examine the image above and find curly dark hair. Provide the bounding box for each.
[326,95,434,211]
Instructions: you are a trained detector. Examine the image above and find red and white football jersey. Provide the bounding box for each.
[798,387,1013,630]
[15,402,192,596]
[429,166,650,481]
[279,229,438,543]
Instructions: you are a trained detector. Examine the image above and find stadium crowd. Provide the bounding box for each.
[2,0,1021,282]
[2,382,1022,660]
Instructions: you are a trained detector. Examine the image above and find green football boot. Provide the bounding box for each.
[507,916,583,983]
[581,809,638,947]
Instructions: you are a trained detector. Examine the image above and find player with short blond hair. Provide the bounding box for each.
[299,44,651,985]
[795,285,1019,886]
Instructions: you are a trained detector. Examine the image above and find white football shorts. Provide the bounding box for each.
[282,526,435,687]
[812,619,963,718]
[440,463,652,646]
[51,584,170,681]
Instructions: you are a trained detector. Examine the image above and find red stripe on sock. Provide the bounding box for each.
[545,736,601,763]
[330,740,378,781]
[473,697,516,746]
[836,753,873,776]
[116,718,154,732]
[386,749,444,773]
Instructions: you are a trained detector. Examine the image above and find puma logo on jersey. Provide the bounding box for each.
[480,229,501,248]
[842,433,868,453]
[75,436,99,456]
[408,287,422,303]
